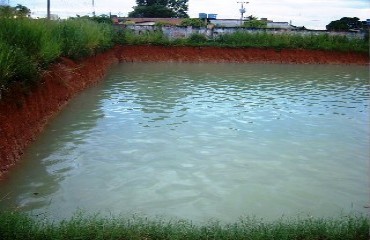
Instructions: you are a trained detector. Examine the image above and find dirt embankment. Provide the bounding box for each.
[0,45,368,176]
[0,47,120,176]
[117,45,369,65]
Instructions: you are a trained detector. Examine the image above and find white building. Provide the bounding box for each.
[267,22,295,29]
[210,19,242,27]
[48,14,59,20]
[210,18,295,29]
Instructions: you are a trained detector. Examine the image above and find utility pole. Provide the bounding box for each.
[47,0,50,20]
[92,0,95,16]
[237,1,249,26]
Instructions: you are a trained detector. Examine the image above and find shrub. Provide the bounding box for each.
[243,20,267,28]
[155,21,175,27]
[180,18,207,27]
[0,18,115,95]
[115,29,169,45]
[58,19,114,59]
[187,33,208,44]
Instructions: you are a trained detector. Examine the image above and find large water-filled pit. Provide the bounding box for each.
[0,63,369,222]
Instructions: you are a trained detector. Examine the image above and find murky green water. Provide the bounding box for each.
[0,63,369,222]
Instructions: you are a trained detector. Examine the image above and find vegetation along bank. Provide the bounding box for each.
[0,211,369,240]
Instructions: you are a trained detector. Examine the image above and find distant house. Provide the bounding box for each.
[111,15,119,24]
[210,19,242,27]
[267,22,295,29]
[52,14,60,20]
[112,16,296,30]
[210,18,295,29]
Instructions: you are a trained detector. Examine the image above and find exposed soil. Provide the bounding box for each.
[0,45,368,177]
[116,45,369,65]
[0,47,120,177]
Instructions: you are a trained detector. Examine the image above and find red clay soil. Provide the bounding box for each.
[116,45,369,65]
[0,45,368,177]
[0,47,120,177]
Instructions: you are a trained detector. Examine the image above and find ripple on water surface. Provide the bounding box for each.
[0,63,369,222]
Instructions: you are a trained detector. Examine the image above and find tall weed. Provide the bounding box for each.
[212,31,368,52]
[0,18,114,94]
[115,29,169,45]
[0,41,38,91]
[59,19,114,59]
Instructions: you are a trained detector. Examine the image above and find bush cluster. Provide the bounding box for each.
[180,18,207,27]
[115,29,170,45]
[0,18,114,93]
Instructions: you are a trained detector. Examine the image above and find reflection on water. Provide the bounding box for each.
[0,63,369,223]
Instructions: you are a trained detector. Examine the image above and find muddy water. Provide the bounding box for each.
[0,63,369,222]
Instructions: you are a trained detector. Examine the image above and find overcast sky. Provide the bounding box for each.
[5,0,370,29]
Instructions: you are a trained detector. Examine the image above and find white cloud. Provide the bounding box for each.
[9,0,369,29]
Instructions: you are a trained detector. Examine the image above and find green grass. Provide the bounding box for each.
[212,31,369,52]
[58,19,114,59]
[0,211,368,240]
[115,29,369,53]
[114,29,170,45]
[1,19,368,97]
[0,18,114,93]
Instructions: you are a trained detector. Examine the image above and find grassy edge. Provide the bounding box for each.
[115,30,370,54]
[0,211,369,240]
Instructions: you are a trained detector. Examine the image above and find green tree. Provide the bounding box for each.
[129,0,188,18]
[129,5,175,18]
[168,0,188,18]
[247,15,258,21]
[180,18,206,27]
[243,16,267,28]
[0,6,13,17]
[243,19,267,28]
[15,4,31,17]
[0,4,30,18]
[326,17,363,31]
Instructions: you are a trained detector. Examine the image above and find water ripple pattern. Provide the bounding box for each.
[0,63,369,222]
